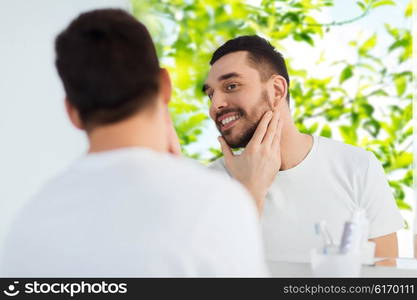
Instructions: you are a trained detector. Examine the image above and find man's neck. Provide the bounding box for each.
[87,112,167,154]
[279,122,313,171]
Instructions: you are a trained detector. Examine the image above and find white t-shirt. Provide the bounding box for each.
[1,147,268,277]
[209,135,404,262]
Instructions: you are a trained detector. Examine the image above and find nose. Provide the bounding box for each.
[211,92,228,111]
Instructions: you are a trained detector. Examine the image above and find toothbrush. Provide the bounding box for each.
[315,220,335,253]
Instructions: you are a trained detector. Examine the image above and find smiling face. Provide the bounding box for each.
[204,51,272,148]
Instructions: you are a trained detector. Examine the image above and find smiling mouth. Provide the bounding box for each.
[218,113,241,132]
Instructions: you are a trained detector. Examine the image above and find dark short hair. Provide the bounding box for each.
[210,35,290,103]
[55,9,160,129]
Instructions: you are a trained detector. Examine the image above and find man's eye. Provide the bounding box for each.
[226,83,237,91]
[207,92,213,99]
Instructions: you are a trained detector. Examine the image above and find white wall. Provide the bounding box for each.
[0,0,129,257]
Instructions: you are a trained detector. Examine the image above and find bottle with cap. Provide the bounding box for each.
[339,209,369,254]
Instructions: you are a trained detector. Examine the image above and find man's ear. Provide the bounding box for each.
[65,99,83,130]
[271,75,288,109]
[159,68,172,105]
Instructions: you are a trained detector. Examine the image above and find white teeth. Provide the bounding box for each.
[221,115,239,126]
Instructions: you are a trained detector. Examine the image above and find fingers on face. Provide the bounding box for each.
[248,111,273,147]
[262,109,280,146]
[218,136,233,159]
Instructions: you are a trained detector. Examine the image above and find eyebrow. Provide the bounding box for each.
[202,72,242,93]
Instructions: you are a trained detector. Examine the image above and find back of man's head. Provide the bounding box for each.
[55,9,160,130]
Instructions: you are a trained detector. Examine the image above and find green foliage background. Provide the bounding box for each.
[131,0,414,216]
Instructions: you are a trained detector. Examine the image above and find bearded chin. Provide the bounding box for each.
[222,89,270,149]
[223,122,258,148]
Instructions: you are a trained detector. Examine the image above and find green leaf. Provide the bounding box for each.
[405,0,413,17]
[359,34,377,55]
[339,66,353,83]
[320,124,332,138]
[388,39,409,52]
[294,32,314,46]
[339,125,358,144]
[393,152,413,169]
[282,12,300,23]
[368,89,388,97]
[356,1,367,11]
[384,24,399,38]
[309,122,319,133]
[371,0,396,8]
[359,103,374,116]
[397,199,412,210]
[400,170,413,187]
[394,76,407,96]
[325,106,345,121]
[363,120,381,137]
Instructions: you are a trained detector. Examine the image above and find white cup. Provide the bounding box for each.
[310,247,362,277]
[361,241,376,265]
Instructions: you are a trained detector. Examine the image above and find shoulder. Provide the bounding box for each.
[178,156,252,203]
[101,151,253,212]
[208,157,225,170]
[19,151,249,210]
[127,153,258,220]
[315,136,373,169]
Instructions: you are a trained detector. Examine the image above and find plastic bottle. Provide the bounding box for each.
[339,209,368,254]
